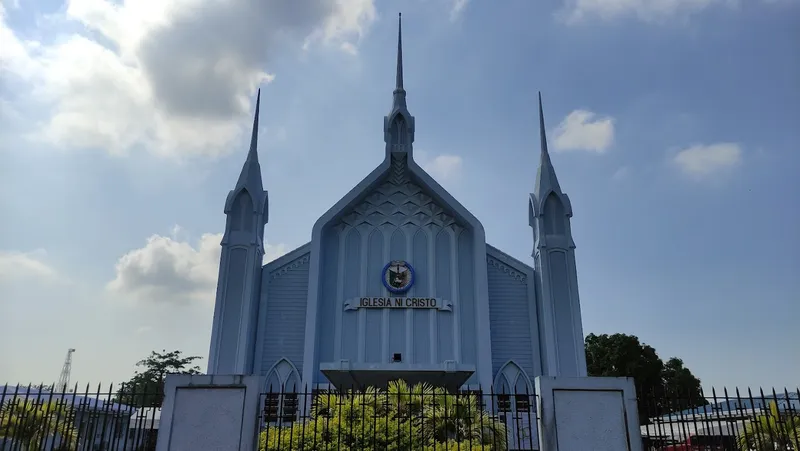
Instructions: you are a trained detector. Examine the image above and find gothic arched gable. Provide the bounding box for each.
[337,155,461,230]
[303,151,494,391]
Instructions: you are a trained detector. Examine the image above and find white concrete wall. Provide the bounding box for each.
[536,376,643,451]
[156,375,262,451]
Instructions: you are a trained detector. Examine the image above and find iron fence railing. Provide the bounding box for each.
[638,387,800,451]
[1,382,797,451]
[0,383,160,451]
[257,386,538,451]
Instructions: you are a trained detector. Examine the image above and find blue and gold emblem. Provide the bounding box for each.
[382,260,415,294]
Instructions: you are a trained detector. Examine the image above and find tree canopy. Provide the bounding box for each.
[114,350,201,408]
[585,333,707,422]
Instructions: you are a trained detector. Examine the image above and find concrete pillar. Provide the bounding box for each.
[535,376,643,451]
[156,375,262,451]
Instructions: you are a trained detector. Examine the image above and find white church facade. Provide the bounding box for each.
[206,16,588,396]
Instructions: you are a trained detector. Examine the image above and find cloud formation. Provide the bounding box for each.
[673,142,742,177]
[552,109,615,153]
[0,0,376,158]
[561,0,736,23]
[421,154,464,182]
[107,232,288,305]
[450,0,469,20]
[0,249,62,283]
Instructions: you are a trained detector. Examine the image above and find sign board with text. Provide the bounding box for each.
[344,297,453,311]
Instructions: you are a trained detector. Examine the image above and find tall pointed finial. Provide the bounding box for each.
[535,92,562,196]
[247,89,261,163]
[538,92,550,166]
[385,13,414,154]
[234,89,264,190]
[396,13,404,91]
[391,13,407,111]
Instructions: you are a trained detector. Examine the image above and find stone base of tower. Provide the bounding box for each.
[534,376,643,451]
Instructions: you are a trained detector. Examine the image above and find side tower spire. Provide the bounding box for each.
[535,92,561,196]
[529,92,588,378]
[384,13,415,159]
[208,90,269,375]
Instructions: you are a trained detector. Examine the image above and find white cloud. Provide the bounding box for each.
[0,0,376,158]
[419,153,464,181]
[560,0,737,22]
[0,249,63,283]
[552,109,615,153]
[612,166,630,180]
[450,0,469,20]
[134,325,153,335]
[107,232,288,305]
[673,142,742,177]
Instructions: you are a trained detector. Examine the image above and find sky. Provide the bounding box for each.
[1,0,798,393]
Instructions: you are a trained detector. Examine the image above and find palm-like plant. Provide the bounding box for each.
[0,399,78,450]
[259,380,508,451]
[737,401,800,451]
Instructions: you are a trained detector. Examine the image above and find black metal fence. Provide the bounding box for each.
[0,383,160,451]
[257,385,538,450]
[638,387,800,451]
[1,382,798,451]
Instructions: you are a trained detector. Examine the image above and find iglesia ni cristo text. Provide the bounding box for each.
[207,15,588,396]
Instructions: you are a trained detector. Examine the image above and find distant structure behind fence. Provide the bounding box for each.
[0,382,797,450]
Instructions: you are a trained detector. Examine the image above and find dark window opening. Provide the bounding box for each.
[515,394,531,412]
[263,393,280,423]
[496,394,512,412]
[282,393,299,422]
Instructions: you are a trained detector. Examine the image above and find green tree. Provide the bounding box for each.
[260,380,508,451]
[661,357,704,408]
[737,401,800,451]
[114,350,201,408]
[585,333,707,422]
[0,399,78,450]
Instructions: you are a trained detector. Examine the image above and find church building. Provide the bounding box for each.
[206,15,588,397]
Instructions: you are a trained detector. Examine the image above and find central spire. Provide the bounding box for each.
[384,13,415,157]
[392,12,407,111]
[396,13,404,91]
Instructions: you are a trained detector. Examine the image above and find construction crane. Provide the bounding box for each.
[56,348,75,393]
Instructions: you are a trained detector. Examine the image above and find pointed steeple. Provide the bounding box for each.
[235,89,263,190]
[225,89,267,223]
[384,13,415,157]
[535,92,562,197]
[210,88,269,375]
[392,13,407,112]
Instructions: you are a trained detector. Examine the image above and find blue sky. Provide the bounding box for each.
[1,0,797,391]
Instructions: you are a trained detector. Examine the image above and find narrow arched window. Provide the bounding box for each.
[391,116,406,145]
[262,359,301,425]
[230,189,254,232]
[543,193,565,235]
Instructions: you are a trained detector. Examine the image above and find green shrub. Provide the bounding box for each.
[259,380,507,451]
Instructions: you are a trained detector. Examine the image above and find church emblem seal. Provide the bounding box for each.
[382,260,415,294]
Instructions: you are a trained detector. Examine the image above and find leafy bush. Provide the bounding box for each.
[0,399,78,450]
[259,380,507,451]
[737,401,800,451]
